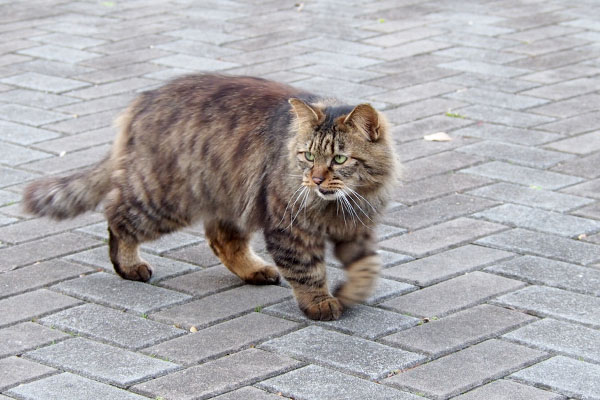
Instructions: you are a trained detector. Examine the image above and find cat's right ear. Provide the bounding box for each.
[289,98,324,128]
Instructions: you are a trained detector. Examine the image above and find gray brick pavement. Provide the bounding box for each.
[2,1,600,399]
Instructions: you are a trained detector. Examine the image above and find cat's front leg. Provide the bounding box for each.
[332,231,381,307]
[264,228,343,321]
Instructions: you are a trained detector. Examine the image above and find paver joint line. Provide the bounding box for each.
[1,1,599,400]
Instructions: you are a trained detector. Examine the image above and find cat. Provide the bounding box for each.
[23,74,399,321]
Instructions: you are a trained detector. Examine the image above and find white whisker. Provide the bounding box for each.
[346,187,377,212]
[279,185,305,228]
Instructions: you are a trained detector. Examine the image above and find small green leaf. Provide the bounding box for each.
[529,185,542,190]
[378,18,386,23]
[254,306,263,312]
[445,111,465,119]
[101,1,115,7]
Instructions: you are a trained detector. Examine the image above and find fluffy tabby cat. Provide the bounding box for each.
[24,74,398,321]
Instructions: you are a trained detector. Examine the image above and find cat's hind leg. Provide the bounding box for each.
[205,219,280,285]
[108,227,153,281]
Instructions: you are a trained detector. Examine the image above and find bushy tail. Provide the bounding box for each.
[23,157,112,220]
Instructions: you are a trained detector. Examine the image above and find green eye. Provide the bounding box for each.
[305,152,315,161]
[334,155,348,164]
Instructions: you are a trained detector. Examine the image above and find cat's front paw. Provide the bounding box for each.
[301,296,343,321]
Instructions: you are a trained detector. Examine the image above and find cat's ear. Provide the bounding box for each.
[289,98,324,127]
[343,104,381,141]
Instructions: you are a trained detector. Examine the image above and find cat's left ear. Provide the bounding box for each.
[289,98,325,127]
[343,104,381,141]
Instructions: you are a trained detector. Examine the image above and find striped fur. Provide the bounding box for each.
[22,74,399,321]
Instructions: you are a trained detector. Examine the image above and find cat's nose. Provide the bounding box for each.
[312,176,324,185]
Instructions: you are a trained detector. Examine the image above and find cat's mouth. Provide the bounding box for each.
[315,187,338,200]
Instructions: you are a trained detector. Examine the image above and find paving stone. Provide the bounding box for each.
[133,349,300,400]
[52,272,191,314]
[0,120,61,145]
[385,339,547,399]
[393,114,474,142]
[434,46,526,64]
[6,372,149,400]
[442,72,539,94]
[24,337,179,388]
[380,218,506,258]
[445,88,548,110]
[463,161,584,190]
[392,172,492,205]
[66,245,200,282]
[382,245,514,287]
[530,93,600,118]
[459,105,555,128]
[260,326,424,380]
[0,321,70,358]
[537,111,600,136]
[573,201,600,220]
[509,48,593,71]
[264,299,418,340]
[476,228,600,265]
[0,88,78,109]
[394,136,478,163]
[0,232,102,272]
[0,141,51,166]
[468,182,594,212]
[42,109,116,134]
[561,178,600,200]
[0,289,81,328]
[41,303,185,350]
[153,53,239,71]
[494,285,600,328]
[258,364,420,400]
[475,204,600,237]
[212,387,284,400]
[454,379,565,400]
[381,271,525,318]
[439,60,530,78]
[504,318,600,364]
[385,98,467,125]
[0,213,103,244]
[156,265,243,296]
[368,81,461,105]
[0,259,93,299]
[151,285,291,330]
[18,44,99,63]
[383,194,499,230]
[510,356,600,400]
[552,152,600,179]
[522,77,600,100]
[400,151,482,182]
[164,241,226,267]
[65,77,157,100]
[77,221,203,254]
[458,141,572,168]
[0,104,69,126]
[487,255,600,296]
[368,66,460,91]
[0,72,88,93]
[546,132,600,154]
[381,304,536,357]
[0,356,56,392]
[21,144,111,175]
[143,312,299,366]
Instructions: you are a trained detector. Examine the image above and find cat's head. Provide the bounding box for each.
[288,98,397,202]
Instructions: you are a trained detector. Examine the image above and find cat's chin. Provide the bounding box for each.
[315,188,338,201]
